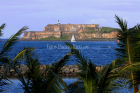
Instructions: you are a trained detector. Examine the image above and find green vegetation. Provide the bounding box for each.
[114,15,140,93]
[87,27,96,30]
[65,42,122,93]
[15,49,70,93]
[0,24,34,92]
[81,30,96,34]
[81,27,120,34]
[40,34,69,40]
[100,27,120,33]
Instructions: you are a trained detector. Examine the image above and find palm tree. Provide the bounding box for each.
[0,23,34,92]
[115,15,140,93]
[65,42,123,93]
[14,48,71,93]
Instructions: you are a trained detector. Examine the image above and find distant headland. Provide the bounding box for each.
[20,20,119,41]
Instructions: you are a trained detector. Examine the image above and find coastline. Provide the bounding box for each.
[19,38,117,41]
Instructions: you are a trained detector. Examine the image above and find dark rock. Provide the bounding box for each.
[64,71,71,74]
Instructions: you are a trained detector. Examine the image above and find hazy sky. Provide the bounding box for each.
[0,0,140,38]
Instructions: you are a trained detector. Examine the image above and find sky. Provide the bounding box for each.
[0,0,140,39]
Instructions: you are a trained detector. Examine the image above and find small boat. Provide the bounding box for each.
[71,34,76,42]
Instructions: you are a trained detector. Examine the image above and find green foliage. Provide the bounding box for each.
[14,49,71,93]
[100,27,120,33]
[65,42,123,93]
[81,30,97,34]
[0,26,29,56]
[87,27,96,30]
[40,34,69,40]
[82,27,120,34]
[0,24,32,92]
[0,23,6,37]
[115,15,140,93]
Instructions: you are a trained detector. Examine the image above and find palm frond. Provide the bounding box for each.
[65,42,99,93]
[115,15,140,93]
[97,60,125,93]
[0,47,34,81]
[20,49,71,93]
[45,70,67,93]
[119,62,140,73]
[49,51,71,74]
[0,26,28,56]
[65,41,125,93]
[13,66,30,93]
[115,15,127,32]
[45,52,71,92]
[66,79,85,93]
[0,23,6,37]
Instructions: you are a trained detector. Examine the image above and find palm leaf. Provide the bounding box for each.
[65,42,99,93]
[0,26,28,56]
[119,62,140,73]
[19,49,71,93]
[97,61,123,93]
[13,65,30,93]
[66,79,85,93]
[0,47,34,81]
[45,51,71,93]
[115,15,127,32]
[115,15,140,93]
[0,23,6,37]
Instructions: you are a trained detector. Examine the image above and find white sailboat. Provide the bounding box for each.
[71,34,76,42]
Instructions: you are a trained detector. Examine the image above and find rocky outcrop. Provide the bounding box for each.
[21,23,101,40]
[44,24,100,32]
[75,31,118,40]
[21,21,118,40]
[21,31,61,40]
[0,65,104,76]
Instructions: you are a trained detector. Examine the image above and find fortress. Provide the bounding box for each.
[21,20,102,40]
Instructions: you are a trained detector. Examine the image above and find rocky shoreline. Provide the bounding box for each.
[0,64,104,77]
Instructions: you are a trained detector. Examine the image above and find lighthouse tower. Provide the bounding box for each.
[57,20,60,25]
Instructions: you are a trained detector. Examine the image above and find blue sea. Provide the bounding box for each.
[0,41,119,65]
[0,40,133,93]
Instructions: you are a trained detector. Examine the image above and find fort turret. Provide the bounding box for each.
[57,20,60,25]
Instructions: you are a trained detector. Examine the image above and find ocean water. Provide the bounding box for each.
[0,41,119,65]
[0,41,133,93]
[2,78,133,93]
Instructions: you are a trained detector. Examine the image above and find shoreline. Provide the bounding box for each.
[19,38,117,41]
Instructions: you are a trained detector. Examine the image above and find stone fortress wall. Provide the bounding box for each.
[21,20,117,40]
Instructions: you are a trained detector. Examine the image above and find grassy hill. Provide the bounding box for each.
[100,27,120,33]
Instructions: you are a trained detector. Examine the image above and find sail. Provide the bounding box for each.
[71,34,76,42]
